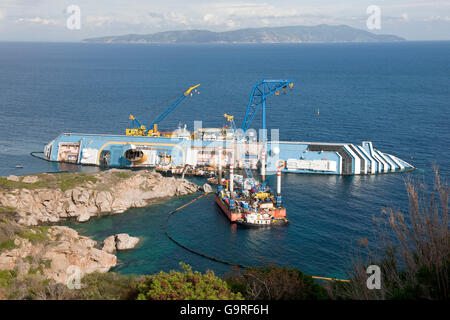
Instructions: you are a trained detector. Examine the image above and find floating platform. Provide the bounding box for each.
[214,183,288,228]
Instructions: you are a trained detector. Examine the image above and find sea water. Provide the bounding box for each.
[0,41,449,278]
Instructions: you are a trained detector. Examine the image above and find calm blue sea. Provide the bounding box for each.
[0,41,449,279]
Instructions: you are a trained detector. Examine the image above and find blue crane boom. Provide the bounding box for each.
[242,79,294,139]
[231,79,293,189]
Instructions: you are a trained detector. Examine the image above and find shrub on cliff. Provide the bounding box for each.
[226,265,329,300]
[2,272,139,300]
[0,209,49,254]
[136,263,243,300]
[327,168,449,300]
[75,272,140,300]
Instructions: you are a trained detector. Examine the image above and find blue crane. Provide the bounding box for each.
[126,84,200,136]
[242,79,294,141]
[231,79,293,190]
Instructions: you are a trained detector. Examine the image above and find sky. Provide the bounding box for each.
[0,0,449,41]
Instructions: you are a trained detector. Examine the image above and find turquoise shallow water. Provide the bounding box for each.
[0,41,449,278]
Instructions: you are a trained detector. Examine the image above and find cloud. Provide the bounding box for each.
[15,16,59,25]
[85,16,116,27]
[2,0,450,41]
[209,2,299,18]
[78,2,334,32]
[424,15,450,22]
[84,11,194,30]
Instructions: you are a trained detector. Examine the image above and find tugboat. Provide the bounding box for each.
[214,164,289,228]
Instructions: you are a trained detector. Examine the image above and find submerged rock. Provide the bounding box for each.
[77,212,91,222]
[115,234,140,251]
[202,183,213,193]
[101,233,140,252]
[102,235,116,254]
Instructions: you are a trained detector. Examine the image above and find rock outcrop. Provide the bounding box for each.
[102,236,117,254]
[0,226,117,284]
[7,175,20,182]
[0,169,200,226]
[202,183,213,193]
[102,234,140,253]
[0,169,200,286]
[115,233,140,250]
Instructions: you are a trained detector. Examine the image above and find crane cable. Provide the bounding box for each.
[164,192,350,282]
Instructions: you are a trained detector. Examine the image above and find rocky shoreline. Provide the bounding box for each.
[1,169,200,226]
[0,169,203,287]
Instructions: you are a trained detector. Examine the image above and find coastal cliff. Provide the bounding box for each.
[0,224,117,285]
[0,170,201,288]
[0,169,199,226]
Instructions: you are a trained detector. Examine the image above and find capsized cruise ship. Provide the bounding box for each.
[41,80,414,175]
[43,131,414,175]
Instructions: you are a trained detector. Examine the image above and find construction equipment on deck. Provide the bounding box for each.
[223,80,294,189]
[126,84,200,136]
[224,113,257,189]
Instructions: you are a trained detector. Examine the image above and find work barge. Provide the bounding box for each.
[214,157,289,228]
[42,80,414,176]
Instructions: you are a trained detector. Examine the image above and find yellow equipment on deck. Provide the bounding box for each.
[254,192,271,200]
[126,84,200,137]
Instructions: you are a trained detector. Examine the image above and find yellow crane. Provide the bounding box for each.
[126,84,200,137]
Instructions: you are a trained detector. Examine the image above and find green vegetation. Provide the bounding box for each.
[226,265,328,300]
[0,173,98,192]
[56,174,98,191]
[0,272,138,300]
[74,272,139,300]
[0,208,21,253]
[39,259,52,269]
[326,168,449,300]
[0,207,50,254]
[0,239,18,253]
[136,263,242,300]
[0,206,16,214]
[0,270,18,289]
[28,265,44,276]
[112,172,132,179]
[18,226,49,243]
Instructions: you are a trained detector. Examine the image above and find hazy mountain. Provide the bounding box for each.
[83,25,405,44]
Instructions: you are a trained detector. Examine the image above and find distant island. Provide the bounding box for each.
[83,24,405,44]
